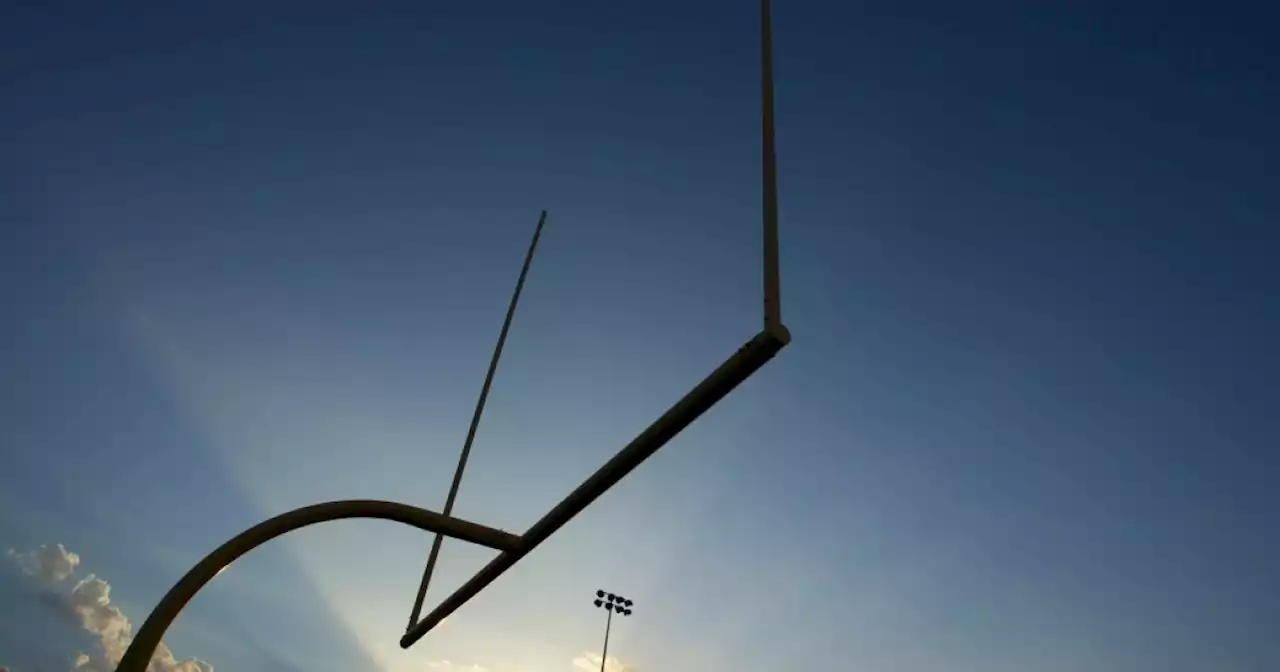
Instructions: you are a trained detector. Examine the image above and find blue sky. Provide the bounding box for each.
[2,1,1278,671]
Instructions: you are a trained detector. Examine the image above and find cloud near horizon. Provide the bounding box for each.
[571,652,633,672]
[7,543,212,672]
[425,661,485,672]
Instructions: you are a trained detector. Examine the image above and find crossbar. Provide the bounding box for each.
[401,325,789,648]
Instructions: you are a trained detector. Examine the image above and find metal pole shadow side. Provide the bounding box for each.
[114,501,523,672]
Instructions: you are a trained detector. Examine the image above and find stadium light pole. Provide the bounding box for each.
[592,590,634,672]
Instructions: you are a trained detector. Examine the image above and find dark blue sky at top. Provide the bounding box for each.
[2,1,1278,671]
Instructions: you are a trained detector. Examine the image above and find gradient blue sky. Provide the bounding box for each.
[2,1,1278,671]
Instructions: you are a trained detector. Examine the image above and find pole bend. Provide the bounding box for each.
[117,500,522,672]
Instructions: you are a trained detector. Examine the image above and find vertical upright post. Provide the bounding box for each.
[599,607,614,672]
[398,0,791,648]
[406,210,548,633]
[761,0,782,332]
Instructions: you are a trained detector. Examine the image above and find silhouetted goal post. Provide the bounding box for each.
[116,2,787,669]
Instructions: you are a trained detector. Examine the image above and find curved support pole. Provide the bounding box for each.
[116,500,522,672]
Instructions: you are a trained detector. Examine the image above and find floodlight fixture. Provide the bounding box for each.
[592,590,634,672]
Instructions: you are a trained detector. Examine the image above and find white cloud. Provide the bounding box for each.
[571,652,633,672]
[426,661,486,672]
[65,573,136,672]
[7,544,81,584]
[7,544,213,672]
